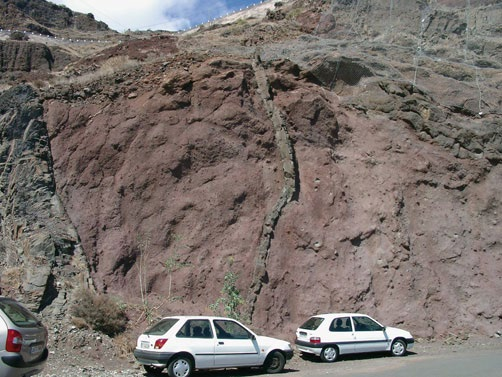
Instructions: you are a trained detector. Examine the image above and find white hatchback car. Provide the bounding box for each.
[133,316,293,377]
[295,313,414,362]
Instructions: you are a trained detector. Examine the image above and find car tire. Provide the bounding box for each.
[144,365,164,375]
[391,339,407,356]
[320,345,338,362]
[263,350,286,374]
[167,355,193,377]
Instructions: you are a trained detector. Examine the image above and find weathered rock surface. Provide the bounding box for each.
[0,0,501,343]
[0,0,110,34]
[0,85,91,318]
[0,40,54,72]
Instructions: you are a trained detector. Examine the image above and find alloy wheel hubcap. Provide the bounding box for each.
[173,360,190,377]
[324,347,336,360]
[393,342,404,354]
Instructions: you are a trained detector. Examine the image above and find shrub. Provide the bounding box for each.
[71,289,128,337]
[113,332,136,358]
[9,31,29,41]
[209,271,245,321]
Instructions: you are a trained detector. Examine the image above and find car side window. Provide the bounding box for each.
[329,316,352,332]
[176,319,213,338]
[352,316,383,332]
[213,320,252,340]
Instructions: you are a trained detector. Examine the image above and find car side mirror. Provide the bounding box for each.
[382,326,386,331]
[251,334,256,340]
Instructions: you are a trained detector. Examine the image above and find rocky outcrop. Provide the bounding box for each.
[0,40,54,72]
[0,85,91,317]
[0,0,110,34]
[345,79,502,164]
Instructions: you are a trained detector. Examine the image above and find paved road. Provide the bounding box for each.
[193,347,502,377]
[284,349,502,377]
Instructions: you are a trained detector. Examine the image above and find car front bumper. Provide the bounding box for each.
[405,338,415,350]
[133,348,175,365]
[284,348,294,360]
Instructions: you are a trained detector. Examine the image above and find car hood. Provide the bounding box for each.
[256,335,291,350]
[385,326,413,338]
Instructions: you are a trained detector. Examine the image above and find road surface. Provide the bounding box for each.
[287,348,502,377]
[194,345,502,377]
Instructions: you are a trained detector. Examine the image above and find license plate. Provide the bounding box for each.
[141,341,150,349]
[30,345,43,354]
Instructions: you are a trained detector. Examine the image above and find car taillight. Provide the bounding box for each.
[154,338,168,349]
[309,337,321,344]
[6,329,23,352]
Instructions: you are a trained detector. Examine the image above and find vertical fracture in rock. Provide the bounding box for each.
[246,51,298,321]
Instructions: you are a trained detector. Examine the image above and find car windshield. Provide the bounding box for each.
[0,300,40,327]
[144,318,179,335]
[300,316,324,330]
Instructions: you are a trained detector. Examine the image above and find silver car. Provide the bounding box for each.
[0,297,48,377]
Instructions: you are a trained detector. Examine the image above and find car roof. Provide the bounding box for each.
[311,313,369,318]
[159,316,242,321]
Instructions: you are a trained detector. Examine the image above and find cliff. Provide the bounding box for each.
[0,0,500,341]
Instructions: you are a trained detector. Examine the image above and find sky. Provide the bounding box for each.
[50,0,269,32]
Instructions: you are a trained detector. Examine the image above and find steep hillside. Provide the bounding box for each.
[0,0,110,35]
[0,0,500,345]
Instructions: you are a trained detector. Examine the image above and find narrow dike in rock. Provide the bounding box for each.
[246,51,299,320]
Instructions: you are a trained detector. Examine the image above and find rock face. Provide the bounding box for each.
[0,0,110,34]
[0,85,90,318]
[0,40,54,72]
[0,0,501,341]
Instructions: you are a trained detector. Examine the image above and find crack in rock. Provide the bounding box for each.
[246,50,298,321]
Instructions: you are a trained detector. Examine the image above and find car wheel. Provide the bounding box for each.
[391,339,407,356]
[144,365,164,375]
[320,345,338,362]
[167,355,193,377]
[263,350,286,374]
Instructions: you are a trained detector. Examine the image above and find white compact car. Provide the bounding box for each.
[295,313,414,362]
[134,316,293,377]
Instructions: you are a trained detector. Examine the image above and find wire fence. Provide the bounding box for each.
[0,28,112,44]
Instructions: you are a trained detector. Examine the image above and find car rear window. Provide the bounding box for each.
[144,318,179,335]
[0,300,40,327]
[299,316,324,330]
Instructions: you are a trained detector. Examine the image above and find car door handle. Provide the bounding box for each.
[218,341,225,345]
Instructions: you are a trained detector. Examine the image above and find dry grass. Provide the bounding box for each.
[71,288,128,337]
[98,56,140,76]
[113,332,137,358]
[54,55,140,86]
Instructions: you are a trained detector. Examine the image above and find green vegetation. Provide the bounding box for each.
[136,233,151,307]
[210,266,246,321]
[164,233,192,299]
